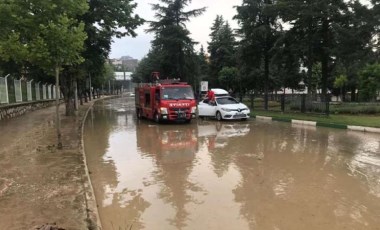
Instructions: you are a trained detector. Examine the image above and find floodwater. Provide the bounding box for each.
[84,97,380,230]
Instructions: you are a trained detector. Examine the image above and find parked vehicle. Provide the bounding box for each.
[135,72,197,123]
[198,88,250,121]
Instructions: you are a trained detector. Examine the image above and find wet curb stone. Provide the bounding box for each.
[81,95,121,230]
[252,115,380,134]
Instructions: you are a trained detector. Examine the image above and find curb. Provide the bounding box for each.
[80,100,103,230]
[79,95,123,229]
[252,115,380,134]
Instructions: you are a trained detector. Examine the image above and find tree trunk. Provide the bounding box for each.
[84,89,88,103]
[61,73,76,116]
[264,52,269,110]
[264,16,270,110]
[74,80,78,110]
[351,87,356,102]
[55,66,62,149]
[321,17,330,102]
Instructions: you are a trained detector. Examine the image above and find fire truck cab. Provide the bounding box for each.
[135,73,197,123]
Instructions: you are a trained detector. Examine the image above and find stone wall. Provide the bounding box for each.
[0,100,60,121]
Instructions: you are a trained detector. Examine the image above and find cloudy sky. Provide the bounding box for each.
[109,0,371,60]
[110,0,242,60]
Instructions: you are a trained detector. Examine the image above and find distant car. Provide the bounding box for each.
[198,88,250,121]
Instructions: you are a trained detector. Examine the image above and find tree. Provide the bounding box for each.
[235,0,282,110]
[146,0,206,83]
[208,16,236,87]
[359,63,380,101]
[196,46,209,91]
[334,74,348,101]
[0,0,88,149]
[218,67,238,92]
[64,0,143,114]
[132,47,164,83]
[208,15,226,85]
[276,0,350,101]
[271,31,303,93]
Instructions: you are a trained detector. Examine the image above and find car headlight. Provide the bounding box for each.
[191,106,197,113]
[221,108,233,112]
[160,107,168,114]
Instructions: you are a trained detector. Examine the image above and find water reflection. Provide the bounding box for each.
[135,122,200,229]
[84,98,380,230]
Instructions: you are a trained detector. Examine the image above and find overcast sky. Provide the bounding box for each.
[109,0,242,60]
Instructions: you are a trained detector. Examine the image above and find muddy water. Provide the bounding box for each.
[84,98,380,230]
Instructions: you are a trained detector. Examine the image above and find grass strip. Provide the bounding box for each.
[251,110,380,128]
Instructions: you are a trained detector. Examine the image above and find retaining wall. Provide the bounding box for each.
[0,100,59,121]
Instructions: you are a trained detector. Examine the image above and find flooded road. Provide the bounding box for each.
[84,97,380,230]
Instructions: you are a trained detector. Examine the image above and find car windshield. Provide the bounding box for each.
[162,87,195,100]
[216,97,239,105]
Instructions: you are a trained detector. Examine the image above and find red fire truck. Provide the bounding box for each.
[135,72,197,123]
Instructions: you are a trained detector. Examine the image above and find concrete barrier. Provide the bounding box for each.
[255,116,272,121]
[364,127,380,133]
[292,119,317,126]
[348,125,380,133]
[347,126,366,132]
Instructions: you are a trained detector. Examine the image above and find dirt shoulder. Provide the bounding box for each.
[0,99,104,230]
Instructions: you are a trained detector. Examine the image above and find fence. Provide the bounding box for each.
[249,92,380,115]
[0,75,62,105]
[0,75,9,104]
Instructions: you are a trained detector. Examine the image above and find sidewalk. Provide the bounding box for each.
[0,100,99,229]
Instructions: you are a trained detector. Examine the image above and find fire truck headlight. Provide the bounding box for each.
[160,107,168,114]
[191,106,197,114]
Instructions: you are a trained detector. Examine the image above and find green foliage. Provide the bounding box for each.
[80,0,143,77]
[235,0,282,108]
[0,0,88,65]
[218,67,238,91]
[208,16,236,87]
[136,0,205,85]
[359,63,380,101]
[197,46,209,83]
[334,74,348,89]
[330,103,380,115]
[132,48,163,82]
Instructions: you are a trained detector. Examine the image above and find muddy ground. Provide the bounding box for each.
[0,100,100,230]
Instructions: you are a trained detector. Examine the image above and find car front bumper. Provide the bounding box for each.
[221,111,250,120]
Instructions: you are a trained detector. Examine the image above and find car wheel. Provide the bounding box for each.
[216,111,223,121]
[154,113,160,123]
[241,118,247,121]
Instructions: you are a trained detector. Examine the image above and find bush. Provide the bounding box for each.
[330,103,380,114]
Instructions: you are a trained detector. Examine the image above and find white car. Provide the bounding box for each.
[198,89,250,121]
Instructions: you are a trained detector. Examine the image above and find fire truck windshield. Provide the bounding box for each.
[162,87,194,100]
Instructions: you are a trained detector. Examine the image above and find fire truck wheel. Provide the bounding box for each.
[216,111,223,121]
[154,113,160,123]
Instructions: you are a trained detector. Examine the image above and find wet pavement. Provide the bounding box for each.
[84,97,380,230]
[0,103,92,230]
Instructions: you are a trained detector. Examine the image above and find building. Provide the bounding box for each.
[114,72,135,92]
[110,56,139,72]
